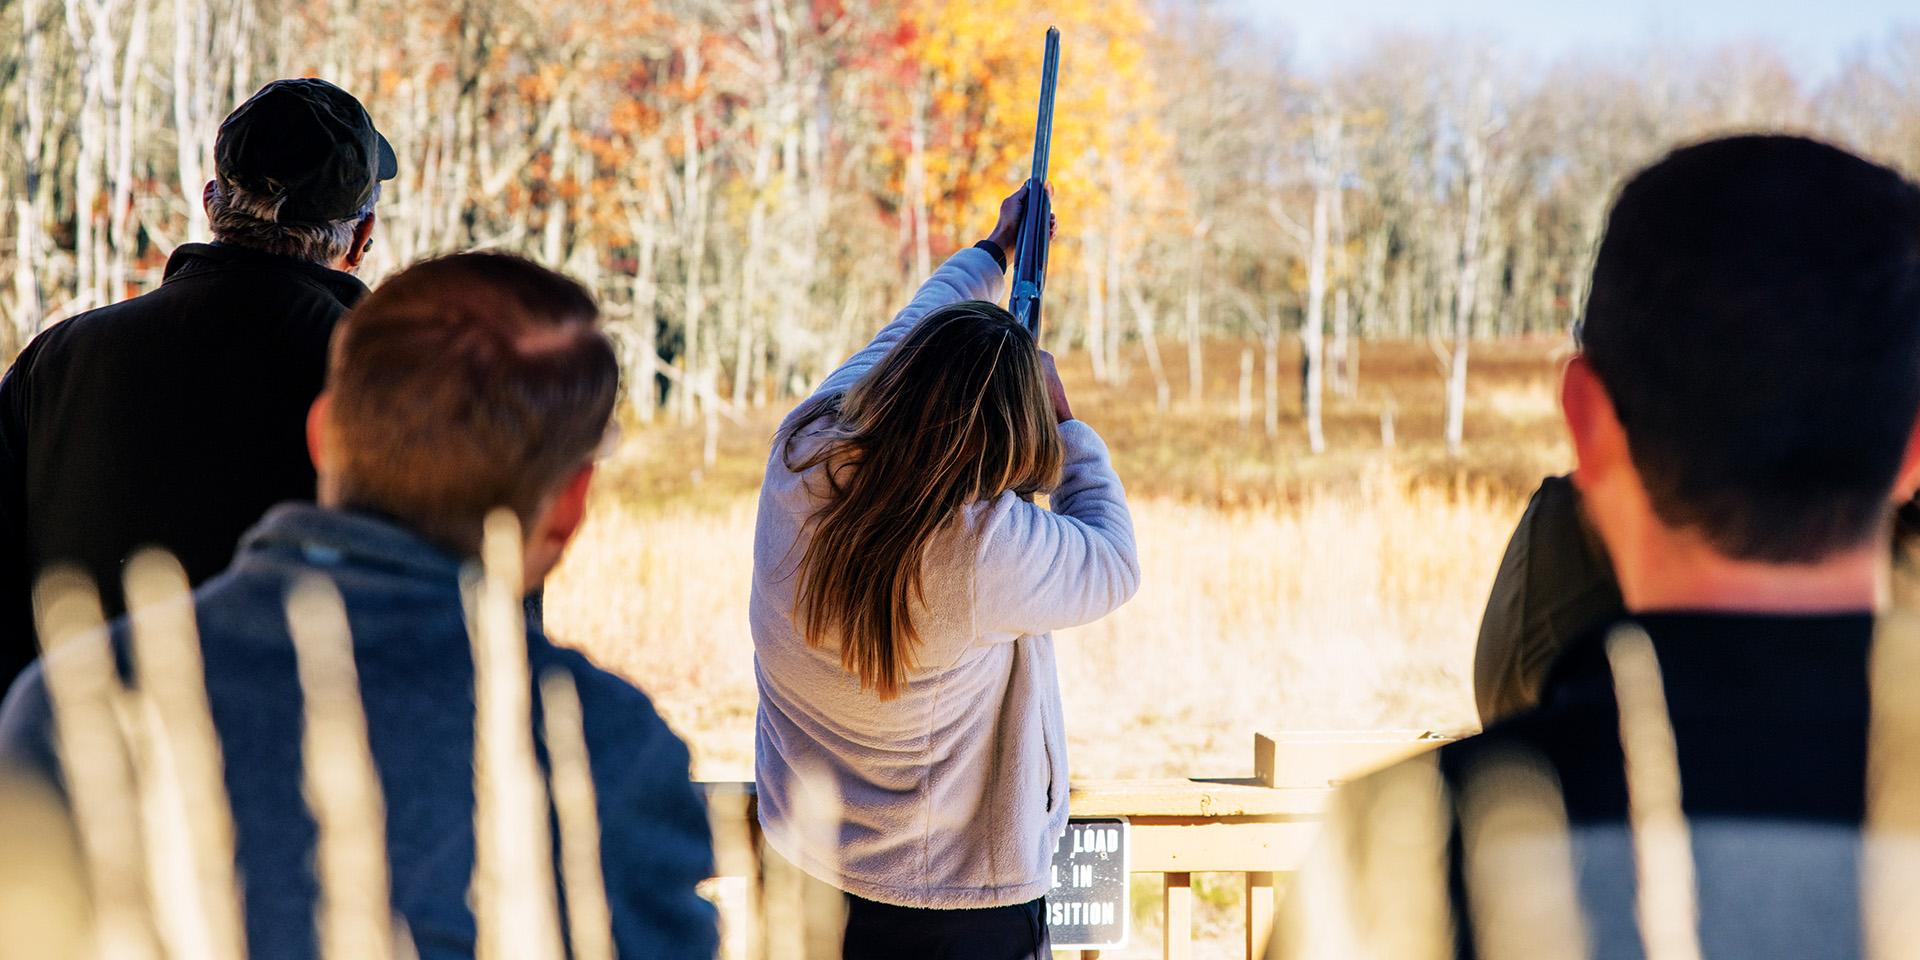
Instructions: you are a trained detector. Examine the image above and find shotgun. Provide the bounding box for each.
[1010,27,1059,337]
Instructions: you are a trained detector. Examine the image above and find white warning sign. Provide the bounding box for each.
[1048,817,1129,948]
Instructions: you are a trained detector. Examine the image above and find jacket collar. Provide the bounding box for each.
[235,502,469,585]
[1541,610,1874,724]
[163,241,371,310]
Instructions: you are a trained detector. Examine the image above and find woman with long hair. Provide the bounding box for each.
[751,185,1140,958]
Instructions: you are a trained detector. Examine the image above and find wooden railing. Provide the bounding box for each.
[701,731,1451,960]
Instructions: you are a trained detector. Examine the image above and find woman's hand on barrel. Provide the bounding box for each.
[987,183,1056,263]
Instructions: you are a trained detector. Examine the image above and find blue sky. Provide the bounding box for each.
[1224,0,1919,80]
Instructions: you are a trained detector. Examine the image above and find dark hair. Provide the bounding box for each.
[778,300,1063,699]
[325,252,617,555]
[1579,134,1920,562]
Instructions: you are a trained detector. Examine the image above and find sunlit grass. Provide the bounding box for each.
[546,340,1564,782]
[546,473,1523,782]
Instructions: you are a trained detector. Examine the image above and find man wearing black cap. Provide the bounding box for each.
[0,78,395,693]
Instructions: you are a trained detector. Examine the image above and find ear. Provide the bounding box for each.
[520,463,596,593]
[340,213,377,272]
[541,463,597,549]
[306,392,332,474]
[202,180,217,215]
[1561,354,1629,494]
[1893,410,1920,504]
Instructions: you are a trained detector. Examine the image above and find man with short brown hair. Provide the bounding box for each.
[311,252,618,564]
[1,252,719,960]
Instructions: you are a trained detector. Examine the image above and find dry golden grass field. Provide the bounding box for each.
[546,338,1575,784]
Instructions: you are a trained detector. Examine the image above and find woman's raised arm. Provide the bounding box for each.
[801,185,1042,408]
[971,419,1141,637]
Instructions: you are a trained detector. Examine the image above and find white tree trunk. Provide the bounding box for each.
[539,98,573,267]
[1103,150,1127,386]
[1184,219,1207,406]
[733,108,775,408]
[66,0,116,315]
[793,67,829,405]
[1296,106,1341,454]
[906,79,931,286]
[1262,326,1279,439]
[107,0,150,300]
[171,0,210,242]
[1237,346,1253,433]
[1330,176,1353,397]
[226,0,254,108]
[1082,236,1107,384]
[1300,111,1337,455]
[1446,76,1493,458]
[13,0,49,342]
[627,203,662,424]
[1124,285,1171,412]
[676,33,708,424]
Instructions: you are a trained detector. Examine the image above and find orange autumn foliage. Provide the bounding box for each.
[890,0,1177,257]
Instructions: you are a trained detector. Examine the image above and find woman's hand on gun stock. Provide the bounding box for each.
[1039,350,1073,425]
[986,183,1056,263]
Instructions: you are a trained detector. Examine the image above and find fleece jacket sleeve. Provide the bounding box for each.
[972,419,1141,638]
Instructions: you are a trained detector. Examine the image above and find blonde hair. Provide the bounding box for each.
[780,301,1064,699]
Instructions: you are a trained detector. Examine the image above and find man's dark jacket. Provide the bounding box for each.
[1471,475,1624,725]
[0,242,362,694]
[0,504,721,959]
[1278,612,1870,960]
[1472,474,1920,727]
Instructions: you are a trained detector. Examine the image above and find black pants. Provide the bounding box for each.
[842,893,1052,960]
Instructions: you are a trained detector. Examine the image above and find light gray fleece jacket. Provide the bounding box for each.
[751,247,1141,909]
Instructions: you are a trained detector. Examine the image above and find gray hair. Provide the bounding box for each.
[205,180,380,265]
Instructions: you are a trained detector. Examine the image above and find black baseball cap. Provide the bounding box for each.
[214,78,397,224]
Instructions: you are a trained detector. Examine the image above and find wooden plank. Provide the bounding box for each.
[699,780,1331,874]
[1127,818,1322,874]
[1067,779,1331,818]
[1264,729,1442,741]
[1164,872,1192,960]
[1245,871,1275,959]
[696,780,1328,876]
[1257,731,1454,789]
[703,777,1333,819]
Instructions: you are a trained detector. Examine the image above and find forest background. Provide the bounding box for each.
[8,0,1920,875]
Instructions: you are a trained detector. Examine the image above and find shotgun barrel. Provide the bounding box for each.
[1010,27,1060,337]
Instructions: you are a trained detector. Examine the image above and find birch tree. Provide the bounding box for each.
[1441,71,1495,458]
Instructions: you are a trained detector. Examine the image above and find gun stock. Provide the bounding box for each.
[1010,27,1059,337]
